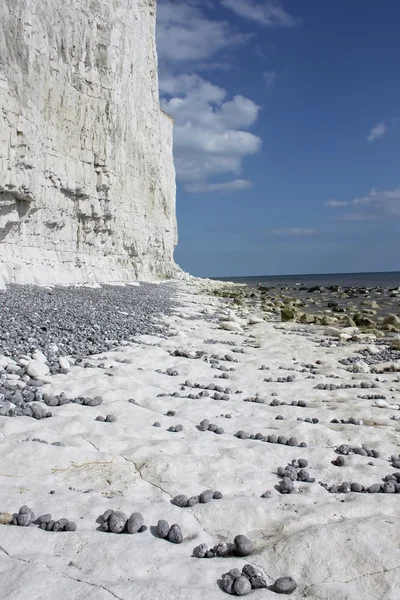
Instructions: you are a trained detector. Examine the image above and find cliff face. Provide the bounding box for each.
[0,0,177,286]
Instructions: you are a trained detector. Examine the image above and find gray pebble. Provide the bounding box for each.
[108,511,128,533]
[167,523,183,544]
[242,564,270,588]
[38,513,52,524]
[280,477,295,493]
[234,534,254,556]
[351,482,363,492]
[368,483,381,493]
[65,521,77,531]
[273,576,297,594]
[193,543,208,558]
[200,490,214,504]
[383,482,396,494]
[157,519,170,538]
[187,495,200,506]
[199,419,210,431]
[222,573,234,594]
[229,569,242,580]
[17,513,32,527]
[101,509,114,522]
[172,494,188,508]
[215,542,230,557]
[234,576,252,596]
[213,490,223,499]
[126,512,144,533]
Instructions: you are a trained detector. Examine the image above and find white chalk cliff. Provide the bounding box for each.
[0,0,178,286]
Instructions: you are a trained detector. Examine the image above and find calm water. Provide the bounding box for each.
[213,271,400,288]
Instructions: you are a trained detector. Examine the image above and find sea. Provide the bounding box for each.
[213,271,400,289]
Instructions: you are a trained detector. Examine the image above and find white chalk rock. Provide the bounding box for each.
[18,359,29,367]
[375,400,388,408]
[220,321,242,332]
[58,357,70,370]
[352,361,370,374]
[26,360,50,379]
[232,317,247,327]
[324,327,340,337]
[32,350,47,363]
[366,345,381,354]
[248,316,263,325]
[339,333,352,342]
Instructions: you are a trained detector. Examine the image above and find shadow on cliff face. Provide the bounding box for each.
[0,191,33,242]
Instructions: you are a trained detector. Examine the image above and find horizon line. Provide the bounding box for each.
[211,269,400,279]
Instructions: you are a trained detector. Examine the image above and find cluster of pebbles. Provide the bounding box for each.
[0,386,104,420]
[172,490,223,507]
[97,510,147,534]
[156,520,184,543]
[193,534,253,559]
[322,473,400,494]
[234,430,307,448]
[340,349,400,366]
[330,417,363,426]
[314,382,379,390]
[276,459,315,494]
[198,418,224,434]
[95,414,116,422]
[220,565,297,596]
[1,506,76,531]
[335,444,379,458]
[0,283,175,363]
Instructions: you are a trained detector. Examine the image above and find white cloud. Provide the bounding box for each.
[367,121,387,142]
[325,199,348,207]
[339,213,380,222]
[156,0,295,194]
[263,70,277,89]
[267,228,316,236]
[326,188,400,218]
[185,179,253,194]
[160,73,262,185]
[221,0,299,28]
[156,1,249,64]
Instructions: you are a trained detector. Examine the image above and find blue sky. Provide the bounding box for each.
[156,0,400,278]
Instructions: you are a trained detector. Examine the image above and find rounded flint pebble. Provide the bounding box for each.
[126,512,144,534]
[157,520,170,539]
[234,576,251,596]
[234,535,253,556]
[273,576,297,594]
[200,490,214,503]
[172,494,188,507]
[167,523,183,544]
[108,511,127,533]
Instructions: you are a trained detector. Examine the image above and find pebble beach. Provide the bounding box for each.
[1,277,400,600]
